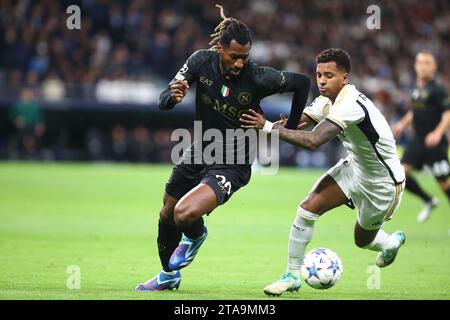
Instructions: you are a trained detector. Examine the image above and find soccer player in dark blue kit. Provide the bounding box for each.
[136,5,311,291]
[392,52,450,223]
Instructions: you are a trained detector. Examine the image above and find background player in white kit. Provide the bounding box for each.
[240,48,407,296]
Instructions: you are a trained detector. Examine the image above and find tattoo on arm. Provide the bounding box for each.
[274,120,341,150]
[298,114,315,130]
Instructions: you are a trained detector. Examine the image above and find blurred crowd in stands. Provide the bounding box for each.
[5,87,178,162]
[0,0,448,163]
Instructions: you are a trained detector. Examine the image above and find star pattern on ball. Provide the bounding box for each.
[312,248,327,255]
[307,265,319,279]
[327,259,340,275]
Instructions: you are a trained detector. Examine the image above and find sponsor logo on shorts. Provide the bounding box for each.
[371,221,382,227]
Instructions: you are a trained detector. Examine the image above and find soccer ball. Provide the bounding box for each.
[300,248,343,289]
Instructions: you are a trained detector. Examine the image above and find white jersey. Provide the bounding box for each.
[304,84,405,185]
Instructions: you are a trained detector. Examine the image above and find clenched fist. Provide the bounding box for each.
[170,80,189,103]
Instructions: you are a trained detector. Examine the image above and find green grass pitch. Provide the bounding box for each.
[0,162,449,300]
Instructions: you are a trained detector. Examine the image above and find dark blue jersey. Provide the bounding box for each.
[159,49,310,165]
[411,79,449,140]
[171,49,288,131]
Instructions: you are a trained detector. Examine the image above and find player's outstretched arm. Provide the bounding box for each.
[240,109,340,150]
[425,109,450,147]
[392,110,413,139]
[275,119,340,150]
[282,72,311,129]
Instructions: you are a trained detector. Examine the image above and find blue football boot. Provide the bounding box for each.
[135,270,181,291]
[168,226,208,270]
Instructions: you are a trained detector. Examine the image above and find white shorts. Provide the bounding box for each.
[326,157,405,230]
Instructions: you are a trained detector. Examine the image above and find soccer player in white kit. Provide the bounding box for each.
[240,48,407,296]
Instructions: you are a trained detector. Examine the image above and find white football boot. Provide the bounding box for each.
[263,272,301,296]
[417,197,439,223]
[376,230,406,268]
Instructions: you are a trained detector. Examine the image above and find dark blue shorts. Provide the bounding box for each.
[165,164,251,206]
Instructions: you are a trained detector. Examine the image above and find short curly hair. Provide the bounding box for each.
[316,48,351,73]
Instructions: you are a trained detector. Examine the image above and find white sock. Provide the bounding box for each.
[364,229,400,252]
[287,207,320,279]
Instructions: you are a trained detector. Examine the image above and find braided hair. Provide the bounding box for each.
[209,4,252,50]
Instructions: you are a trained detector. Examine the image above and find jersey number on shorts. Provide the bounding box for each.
[432,160,450,177]
[216,175,232,195]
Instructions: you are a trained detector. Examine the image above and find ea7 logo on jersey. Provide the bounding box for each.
[175,63,189,81]
[200,76,213,86]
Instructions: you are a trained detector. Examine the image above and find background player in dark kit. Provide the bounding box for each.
[393,51,450,223]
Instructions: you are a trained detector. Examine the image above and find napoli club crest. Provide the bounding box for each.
[238,92,252,105]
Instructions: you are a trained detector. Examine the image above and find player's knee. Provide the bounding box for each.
[437,178,449,191]
[403,164,413,175]
[354,232,376,248]
[160,194,177,223]
[173,204,196,227]
[300,198,319,214]
[159,206,174,224]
